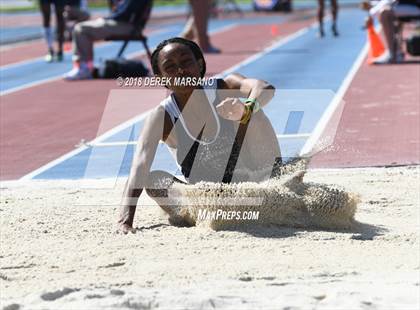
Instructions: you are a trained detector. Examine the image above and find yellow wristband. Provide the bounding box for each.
[240,103,252,124]
[245,98,260,113]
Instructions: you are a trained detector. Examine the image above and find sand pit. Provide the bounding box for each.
[150,158,358,230]
[1,166,419,309]
[169,170,359,230]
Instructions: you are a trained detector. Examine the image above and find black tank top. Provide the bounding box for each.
[160,80,242,183]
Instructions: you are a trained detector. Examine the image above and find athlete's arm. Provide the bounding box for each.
[215,73,275,122]
[224,73,275,107]
[118,106,166,234]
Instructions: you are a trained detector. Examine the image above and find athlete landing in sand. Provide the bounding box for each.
[118,37,282,234]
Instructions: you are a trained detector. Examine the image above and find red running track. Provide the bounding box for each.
[312,59,420,168]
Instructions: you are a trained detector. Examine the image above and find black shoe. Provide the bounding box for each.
[332,24,339,37]
[318,27,325,38]
[56,51,63,62]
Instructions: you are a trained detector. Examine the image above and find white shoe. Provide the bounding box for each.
[64,65,92,81]
[372,51,392,64]
[373,51,404,64]
[45,50,54,63]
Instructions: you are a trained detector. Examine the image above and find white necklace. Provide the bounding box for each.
[172,90,221,145]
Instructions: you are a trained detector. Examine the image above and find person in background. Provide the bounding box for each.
[108,0,122,12]
[63,0,90,41]
[180,0,221,53]
[362,0,420,64]
[210,0,243,18]
[64,0,90,24]
[63,0,151,80]
[317,0,339,37]
[39,0,66,62]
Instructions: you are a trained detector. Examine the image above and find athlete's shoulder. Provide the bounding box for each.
[222,73,247,89]
[145,104,166,124]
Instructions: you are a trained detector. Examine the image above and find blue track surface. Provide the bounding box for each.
[0,26,42,44]
[3,7,366,180]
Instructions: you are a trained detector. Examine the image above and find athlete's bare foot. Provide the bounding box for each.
[117,223,136,234]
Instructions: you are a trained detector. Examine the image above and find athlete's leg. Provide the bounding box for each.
[53,2,65,59]
[330,0,339,36]
[39,0,54,60]
[317,0,325,37]
[237,110,282,179]
[145,170,193,227]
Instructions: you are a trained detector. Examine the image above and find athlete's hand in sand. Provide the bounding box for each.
[118,223,136,234]
[216,97,245,121]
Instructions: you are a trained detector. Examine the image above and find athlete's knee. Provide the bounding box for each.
[145,170,176,198]
[74,21,91,35]
[249,110,271,129]
[145,187,167,198]
[73,22,83,34]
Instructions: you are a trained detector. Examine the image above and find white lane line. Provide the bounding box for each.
[19,111,150,180]
[277,133,310,139]
[19,144,90,181]
[299,42,369,157]
[299,24,382,157]
[0,41,107,72]
[20,23,312,180]
[0,75,63,96]
[75,133,311,147]
[0,38,43,52]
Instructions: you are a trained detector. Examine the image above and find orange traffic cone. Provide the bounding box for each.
[367,23,385,64]
[63,42,72,52]
[271,25,279,36]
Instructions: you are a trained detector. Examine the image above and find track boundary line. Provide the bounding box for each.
[299,41,371,156]
[76,133,311,148]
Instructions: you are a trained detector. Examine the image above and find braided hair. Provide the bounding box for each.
[151,37,206,78]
